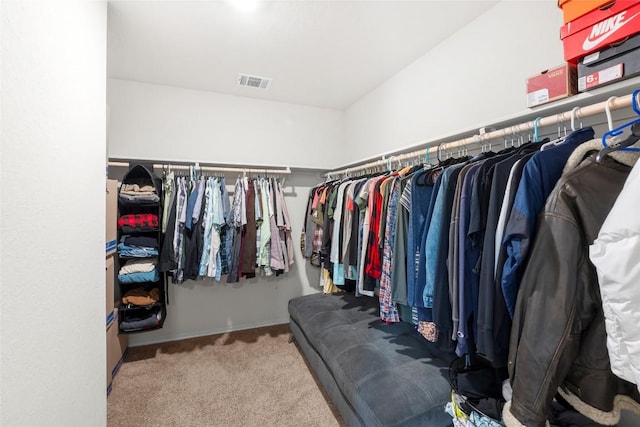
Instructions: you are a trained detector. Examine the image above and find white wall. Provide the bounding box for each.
[106,79,332,346]
[344,0,564,163]
[1,1,107,426]
[107,79,343,169]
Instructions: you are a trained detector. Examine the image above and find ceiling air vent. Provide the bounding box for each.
[238,73,272,89]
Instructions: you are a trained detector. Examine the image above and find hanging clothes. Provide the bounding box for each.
[155,170,291,284]
[505,147,640,427]
[241,179,257,278]
[590,159,640,391]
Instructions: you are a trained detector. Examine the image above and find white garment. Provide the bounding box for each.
[494,158,525,276]
[258,179,272,272]
[589,159,640,391]
[119,258,157,275]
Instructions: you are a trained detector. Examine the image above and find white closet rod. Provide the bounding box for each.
[108,161,291,175]
[326,92,637,178]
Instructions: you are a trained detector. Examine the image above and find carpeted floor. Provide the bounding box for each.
[108,324,344,427]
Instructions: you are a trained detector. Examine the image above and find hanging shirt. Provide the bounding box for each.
[173,177,188,284]
[162,171,175,233]
[364,177,386,290]
[258,179,273,274]
[390,175,412,306]
[379,177,401,323]
[355,177,380,296]
[192,177,206,225]
[424,163,466,351]
[455,162,482,356]
[448,163,476,342]
[269,179,286,272]
[406,169,435,307]
[219,177,233,276]
[278,179,295,268]
[198,178,215,277]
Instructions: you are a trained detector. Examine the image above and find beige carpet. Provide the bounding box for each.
[108,324,344,427]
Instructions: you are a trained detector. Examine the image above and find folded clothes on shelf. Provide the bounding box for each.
[118,214,159,233]
[122,287,160,306]
[117,243,159,258]
[118,270,159,284]
[119,193,160,203]
[119,257,157,275]
[120,306,162,331]
[120,235,158,248]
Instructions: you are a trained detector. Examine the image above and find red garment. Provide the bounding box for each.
[365,180,384,280]
[118,214,159,230]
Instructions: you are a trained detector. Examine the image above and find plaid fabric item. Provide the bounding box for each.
[118,214,159,230]
[220,225,230,275]
[379,178,400,323]
[312,225,323,253]
[418,321,439,342]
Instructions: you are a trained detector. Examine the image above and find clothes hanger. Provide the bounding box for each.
[570,106,582,131]
[597,89,640,163]
[541,114,566,151]
[596,122,640,163]
[533,116,543,143]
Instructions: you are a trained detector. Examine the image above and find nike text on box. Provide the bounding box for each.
[558,0,616,24]
[578,32,640,91]
[526,64,578,108]
[561,1,640,63]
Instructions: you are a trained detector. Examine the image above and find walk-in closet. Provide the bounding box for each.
[2,1,640,426]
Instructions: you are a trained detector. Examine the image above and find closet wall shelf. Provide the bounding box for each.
[327,76,640,177]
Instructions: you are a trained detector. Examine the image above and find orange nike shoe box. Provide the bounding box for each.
[560,0,640,64]
[558,0,616,24]
[578,32,640,91]
[526,64,578,108]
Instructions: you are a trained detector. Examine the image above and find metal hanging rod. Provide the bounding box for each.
[326,92,637,179]
[108,160,291,175]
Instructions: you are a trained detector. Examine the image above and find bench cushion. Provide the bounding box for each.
[289,292,454,427]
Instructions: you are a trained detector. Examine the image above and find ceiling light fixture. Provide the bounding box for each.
[228,0,262,13]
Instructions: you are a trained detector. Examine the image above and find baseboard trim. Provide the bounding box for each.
[128,318,291,347]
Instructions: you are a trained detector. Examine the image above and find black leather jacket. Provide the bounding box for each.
[506,154,640,426]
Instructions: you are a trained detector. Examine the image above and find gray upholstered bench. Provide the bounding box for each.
[288,292,455,427]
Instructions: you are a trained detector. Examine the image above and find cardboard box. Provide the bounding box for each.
[107,309,128,391]
[561,1,640,63]
[578,32,640,90]
[106,179,118,256]
[106,255,115,327]
[527,64,578,108]
[558,0,617,24]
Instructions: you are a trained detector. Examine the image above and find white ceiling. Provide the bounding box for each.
[107,1,498,110]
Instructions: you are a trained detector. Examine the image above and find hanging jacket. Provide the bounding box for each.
[504,147,640,427]
[590,159,640,392]
[500,127,594,319]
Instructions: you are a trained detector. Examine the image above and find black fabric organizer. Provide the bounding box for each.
[116,164,167,333]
